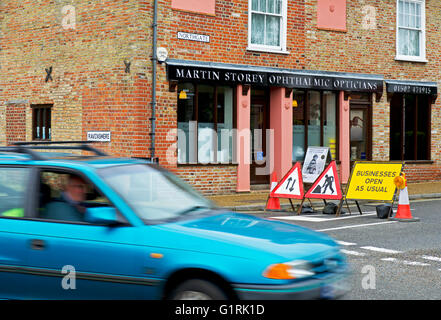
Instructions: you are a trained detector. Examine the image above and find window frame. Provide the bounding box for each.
[177,83,236,165]
[395,0,427,63]
[247,0,289,54]
[292,90,340,163]
[31,104,52,141]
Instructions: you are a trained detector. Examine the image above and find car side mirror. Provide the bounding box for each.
[85,207,119,226]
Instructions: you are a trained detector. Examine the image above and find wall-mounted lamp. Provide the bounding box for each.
[292,100,298,108]
[179,90,188,99]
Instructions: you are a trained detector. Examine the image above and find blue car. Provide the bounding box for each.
[0,142,349,300]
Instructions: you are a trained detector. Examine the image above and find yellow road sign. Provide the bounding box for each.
[346,162,403,201]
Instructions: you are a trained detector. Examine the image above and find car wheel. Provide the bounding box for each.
[169,279,228,300]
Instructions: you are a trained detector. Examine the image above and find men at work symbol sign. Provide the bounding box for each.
[346,162,403,201]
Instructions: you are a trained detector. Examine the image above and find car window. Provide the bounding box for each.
[0,167,31,218]
[38,170,114,223]
[98,164,215,223]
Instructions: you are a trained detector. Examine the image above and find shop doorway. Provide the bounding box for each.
[250,88,270,185]
[349,93,372,162]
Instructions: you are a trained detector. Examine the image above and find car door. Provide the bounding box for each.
[23,168,161,299]
[0,165,35,299]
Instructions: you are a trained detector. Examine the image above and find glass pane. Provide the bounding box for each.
[409,29,420,56]
[415,3,421,28]
[390,95,403,161]
[251,13,265,45]
[409,2,415,28]
[350,109,367,161]
[197,85,215,164]
[0,167,31,217]
[252,0,258,11]
[398,0,404,15]
[293,91,305,161]
[403,1,409,27]
[398,28,409,56]
[177,83,196,164]
[308,91,321,148]
[216,87,234,163]
[275,0,282,14]
[265,15,280,46]
[417,96,429,160]
[404,94,416,160]
[268,0,274,14]
[258,0,266,12]
[323,92,337,160]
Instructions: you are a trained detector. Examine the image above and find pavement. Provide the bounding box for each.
[207,181,441,212]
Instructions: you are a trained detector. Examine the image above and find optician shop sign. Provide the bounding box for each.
[167,63,384,94]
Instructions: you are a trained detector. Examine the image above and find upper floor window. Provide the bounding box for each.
[396,0,426,62]
[248,0,288,54]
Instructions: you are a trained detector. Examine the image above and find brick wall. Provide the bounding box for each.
[0,0,153,157]
[5,103,27,144]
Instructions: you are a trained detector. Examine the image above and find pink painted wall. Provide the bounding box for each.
[339,91,350,183]
[236,85,251,192]
[171,0,215,15]
[317,0,347,31]
[270,87,293,182]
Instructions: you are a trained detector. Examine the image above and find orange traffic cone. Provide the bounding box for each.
[266,172,281,211]
[391,173,419,222]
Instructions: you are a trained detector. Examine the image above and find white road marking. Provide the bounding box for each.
[381,258,430,267]
[340,249,366,256]
[360,246,403,254]
[316,221,397,232]
[422,255,441,262]
[271,216,328,222]
[336,241,357,246]
[403,261,431,267]
[381,258,398,262]
[271,212,377,222]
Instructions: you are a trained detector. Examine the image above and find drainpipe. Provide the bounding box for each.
[150,0,158,163]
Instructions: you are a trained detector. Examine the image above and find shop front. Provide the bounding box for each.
[167,59,383,193]
[386,80,437,162]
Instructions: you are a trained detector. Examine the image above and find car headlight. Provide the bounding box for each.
[263,260,315,280]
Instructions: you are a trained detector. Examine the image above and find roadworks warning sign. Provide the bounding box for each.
[346,162,403,201]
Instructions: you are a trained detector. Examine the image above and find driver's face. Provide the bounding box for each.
[66,177,87,202]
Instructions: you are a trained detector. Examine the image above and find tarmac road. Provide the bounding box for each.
[242,198,441,300]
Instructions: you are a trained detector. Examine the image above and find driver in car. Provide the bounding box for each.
[42,175,88,222]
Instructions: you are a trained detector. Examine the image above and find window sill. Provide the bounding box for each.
[395,56,428,63]
[403,160,434,165]
[246,46,290,55]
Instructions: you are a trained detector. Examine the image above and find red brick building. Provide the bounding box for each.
[1,0,439,194]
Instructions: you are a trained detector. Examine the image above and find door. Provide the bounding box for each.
[250,89,270,184]
[23,168,159,299]
[350,95,372,162]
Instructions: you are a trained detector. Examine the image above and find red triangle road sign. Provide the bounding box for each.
[305,161,342,200]
[270,162,304,199]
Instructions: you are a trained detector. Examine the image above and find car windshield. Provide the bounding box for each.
[98,164,216,223]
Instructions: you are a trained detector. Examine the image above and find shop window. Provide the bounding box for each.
[390,94,430,161]
[292,90,337,162]
[396,0,426,62]
[32,104,52,141]
[177,83,234,164]
[248,0,287,53]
